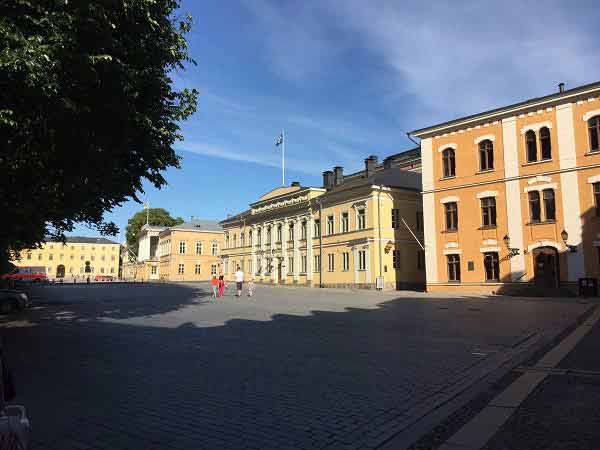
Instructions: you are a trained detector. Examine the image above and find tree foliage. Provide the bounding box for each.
[125,208,183,258]
[0,0,198,268]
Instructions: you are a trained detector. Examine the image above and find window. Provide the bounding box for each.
[91,255,95,261]
[301,255,307,273]
[178,264,184,274]
[442,148,456,178]
[327,215,334,235]
[38,254,42,260]
[358,250,367,271]
[479,139,494,171]
[314,220,321,237]
[151,266,157,275]
[233,234,237,248]
[101,255,105,261]
[289,223,294,241]
[543,189,556,221]
[417,250,425,270]
[314,255,321,272]
[257,228,262,245]
[528,191,541,223]
[301,222,307,239]
[240,233,245,247]
[267,226,272,243]
[100,267,105,274]
[416,211,423,231]
[392,250,401,269]
[589,116,600,151]
[211,242,218,256]
[484,252,499,281]
[248,260,253,275]
[481,197,497,227]
[288,257,294,274]
[110,268,115,274]
[225,234,230,248]
[111,255,115,261]
[447,255,461,282]
[196,242,203,255]
[276,225,282,243]
[211,264,217,276]
[248,230,253,245]
[179,241,186,254]
[445,202,458,231]
[60,254,64,261]
[526,130,537,162]
[341,212,349,233]
[328,254,335,272]
[26,252,31,260]
[80,255,84,260]
[49,254,53,261]
[357,209,366,230]
[342,252,349,271]
[194,264,201,275]
[594,183,600,217]
[540,127,552,160]
[391,209,400,229]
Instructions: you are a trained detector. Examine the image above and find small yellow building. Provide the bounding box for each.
[410,80,600,294]
[220,150,425,290]
[12,236,120,280]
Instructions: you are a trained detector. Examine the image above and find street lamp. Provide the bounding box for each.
[561,229,577,252]
[503,234,520,258]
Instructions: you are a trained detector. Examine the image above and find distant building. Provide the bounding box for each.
[12,236,120,280]
[220,150,425,290]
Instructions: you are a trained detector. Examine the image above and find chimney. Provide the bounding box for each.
[364,155,378,178]
[558,82,565,93]
[290,181,301,187]
[322,170,334,190]
[333,166,344,186]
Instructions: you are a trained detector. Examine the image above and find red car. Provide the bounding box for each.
[2,266,48,283]
[94,275,114,282]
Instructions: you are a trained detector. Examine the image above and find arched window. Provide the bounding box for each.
[543,189,556,221]
[479,140,494,171]
[540,127,551,160]
[526,130,537,162]
[528,191,541,223]
[589,116,600,152]
[442,148,455,178]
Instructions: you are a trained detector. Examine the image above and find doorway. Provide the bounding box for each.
[277,259,283,283]
[533,247,559,288]
[56,264,65,278]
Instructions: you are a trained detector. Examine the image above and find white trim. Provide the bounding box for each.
[520,121,553,135]
[523,183,557,193]
[439,195,460,204]
[583,109,600,122]
[527,240,563,252]
[474,134,495,144]
[476,190,499,199]
[527,175,552,185]
[482,239,497,246]
[587,174,600,184]
[437,143,457,153]
[444,242,459,249]
[480,246,500,253]
[443,249,462,255]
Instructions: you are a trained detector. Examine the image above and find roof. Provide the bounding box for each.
[169,219,223,232]
[409,80,600,138]
[46,236,119,245]
[370,167,422,191]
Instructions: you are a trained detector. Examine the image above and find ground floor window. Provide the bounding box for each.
[194,264,201,275]
[301,255,307,273]
[248,260,253,275]
[178,264,184,275]
[447,255,460,282]
[288,257,294,274]
[342,252,349,271]
[483,252,499,281]
[151,266,157,275]
[314,255,321,272]
[328,254,335,272]
[392,250,401,270]
[211,264,217,276]
[358,250,366,271]
[110,267,115,274]
[417,250,425,270]
[266,257,272,275]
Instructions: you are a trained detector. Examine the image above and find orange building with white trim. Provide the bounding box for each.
[410,81,600,294]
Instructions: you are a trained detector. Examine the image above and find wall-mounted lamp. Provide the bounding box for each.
[503,234,520,258]
[561,229,577,252]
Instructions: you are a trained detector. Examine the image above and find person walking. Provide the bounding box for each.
[247,279,255,297]
[210,275,218,299]
[234,266,244,298]
[217,275,225,297]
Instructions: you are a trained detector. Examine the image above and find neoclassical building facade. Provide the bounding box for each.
[220,151,425,290]
[411,81,600,294]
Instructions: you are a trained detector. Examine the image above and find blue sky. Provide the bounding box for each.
[71,0,600,241]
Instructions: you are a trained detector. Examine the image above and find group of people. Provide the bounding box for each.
[210,266,255,299]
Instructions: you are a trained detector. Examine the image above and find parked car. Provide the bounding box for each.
[0,290,30,314]
[94,275,114,282]
[1,266,47,283]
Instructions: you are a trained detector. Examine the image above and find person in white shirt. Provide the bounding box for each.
[234,267,244,297]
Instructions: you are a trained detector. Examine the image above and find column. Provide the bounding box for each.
[556,103,585,280]
[270,222,276,283]
[420,137,439,284]
[353,245,359,284]
[259,224,266,280]
[364,244,371,285]
[306,216,314,284]
[250,225,257,279]
[280,220,287,284]
[293,218,300,282]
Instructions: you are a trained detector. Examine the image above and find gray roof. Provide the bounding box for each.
[46,236,119,245]
[371,167,422,191]
[170,219,223,232]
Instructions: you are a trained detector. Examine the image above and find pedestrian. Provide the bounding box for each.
[210,275,218,299]
[247,279,255,297]
[234,266,244,298]
[217,275,225,297]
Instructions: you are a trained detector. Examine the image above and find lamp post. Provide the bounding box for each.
[503,234,520,258]
[561,229,577,252]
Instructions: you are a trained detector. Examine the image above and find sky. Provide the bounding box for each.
[71,0,600,241]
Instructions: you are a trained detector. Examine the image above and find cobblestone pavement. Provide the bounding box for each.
[0,283,589,450]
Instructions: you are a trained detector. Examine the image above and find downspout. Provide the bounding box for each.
[377,188,383,287]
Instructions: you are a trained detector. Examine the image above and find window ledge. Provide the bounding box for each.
[478,225,497,230]
[447,280,461,284]
[440,176,456,181]
[441,229,458,234]
[526,220,556,226]
[585,150,600,156]
[476,169,494,175]
[522,159,553,167]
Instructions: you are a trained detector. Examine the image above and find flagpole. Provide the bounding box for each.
[282,129,285,186]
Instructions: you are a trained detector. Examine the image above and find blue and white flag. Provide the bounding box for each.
[275,133,284,146]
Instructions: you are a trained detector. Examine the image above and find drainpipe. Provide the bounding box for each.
[377,188,383,287]
[316,198,324,288]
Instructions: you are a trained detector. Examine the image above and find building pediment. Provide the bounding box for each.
[259,186,302,201]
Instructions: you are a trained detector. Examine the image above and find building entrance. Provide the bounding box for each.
[533,247,559,288]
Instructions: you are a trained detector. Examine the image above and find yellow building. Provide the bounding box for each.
[410,81,600,294]
[123,219,224,281]
[12,236,120,280]
[220,151,425,290]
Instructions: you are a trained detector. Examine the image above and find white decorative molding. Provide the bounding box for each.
[583,109,600,121]
[443,249,462,255]
[482,239,497,246]
[437,143,457,153]
[523,183,557,193]
[527,175,552,185]
[527,241,563,252]
[480,246,500,253]
[474,134,495,144]
[439,195,460,204]
[444,242,459,249]
[520,121,553,135]
[476,190,499,199]
[587,174,600,184]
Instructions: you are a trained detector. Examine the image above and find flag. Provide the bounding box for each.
[275,133,283,146]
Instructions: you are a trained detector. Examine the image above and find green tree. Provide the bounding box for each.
[0,1,198,270]
[125,208,183,259]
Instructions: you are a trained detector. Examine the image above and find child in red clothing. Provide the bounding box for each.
[217,275,225,297]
